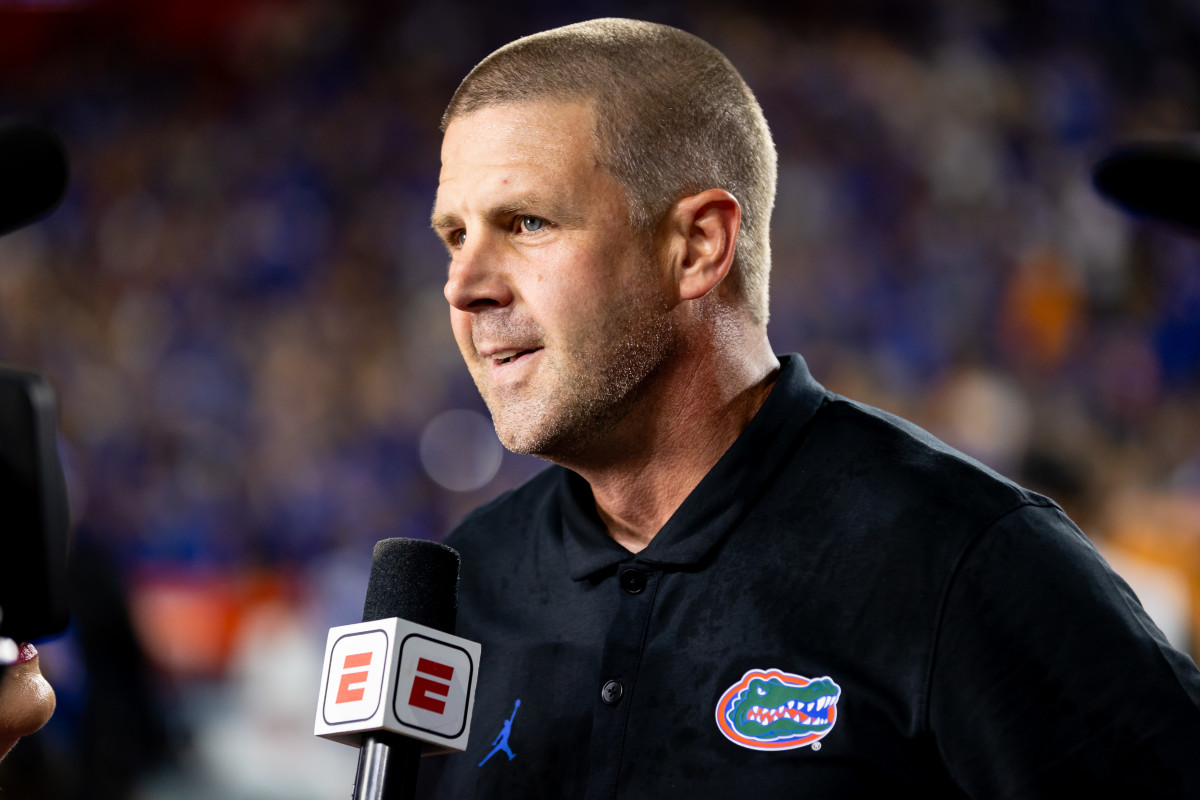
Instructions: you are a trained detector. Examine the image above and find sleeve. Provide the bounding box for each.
[927,502,1200,799]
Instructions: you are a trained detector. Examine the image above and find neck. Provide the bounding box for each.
[563,320,779,553]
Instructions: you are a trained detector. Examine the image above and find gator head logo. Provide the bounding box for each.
[715,668,841,751]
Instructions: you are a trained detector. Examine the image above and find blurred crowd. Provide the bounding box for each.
[0,1,1198,797]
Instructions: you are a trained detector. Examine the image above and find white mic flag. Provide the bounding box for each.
[315,617,480,753]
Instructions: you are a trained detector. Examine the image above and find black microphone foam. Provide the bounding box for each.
[0,119,69,237]
[1092,141,1200,232]
[361,538,460,633]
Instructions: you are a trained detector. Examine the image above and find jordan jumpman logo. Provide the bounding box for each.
[478,699,521,767]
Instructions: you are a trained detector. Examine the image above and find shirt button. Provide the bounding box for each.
[620,569,647,594]
[600,679,624,705]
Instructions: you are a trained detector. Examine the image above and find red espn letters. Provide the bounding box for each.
[408,657,455,714]
[333,651,456,715]
[335,652,373,704]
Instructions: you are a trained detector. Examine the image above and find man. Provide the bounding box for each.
[420,19,1200,798]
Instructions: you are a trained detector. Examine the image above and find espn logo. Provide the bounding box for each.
[338,652,374,703]
[322,630,389,725]
[409,657,453,713]
[315,618,480,751]
[395,634,473,739]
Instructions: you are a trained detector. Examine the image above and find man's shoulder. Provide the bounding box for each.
[767,355,1050,523]
[804,392,1056,524]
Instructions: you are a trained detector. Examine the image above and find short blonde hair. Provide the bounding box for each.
[443,18,777,324]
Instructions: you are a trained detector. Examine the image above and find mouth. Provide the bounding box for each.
[490,347,541,365]
[741,696,835,729]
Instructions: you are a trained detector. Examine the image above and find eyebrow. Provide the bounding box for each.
[430,208,460,231]
[430,193,587,231]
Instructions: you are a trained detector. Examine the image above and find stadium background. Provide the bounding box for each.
[1,1,1198,797]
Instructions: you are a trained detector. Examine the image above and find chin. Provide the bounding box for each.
[493,415,568,459]
[493,423,551,457]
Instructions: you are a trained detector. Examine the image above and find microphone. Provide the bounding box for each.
[0,119,69,237]
[315,538,481,800]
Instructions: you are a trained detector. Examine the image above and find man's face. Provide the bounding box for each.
[434,100,678,460]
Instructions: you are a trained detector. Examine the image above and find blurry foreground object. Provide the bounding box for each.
[0,118,68,237]
[0,116,72,649]
[0,117,70,765]
[0,369,69,763]
[0,367,71,645]
[1093,139,1200,234]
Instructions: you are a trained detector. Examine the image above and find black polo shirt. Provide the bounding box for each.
[416,354,1200,799]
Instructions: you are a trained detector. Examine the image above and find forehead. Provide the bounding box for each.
[435,100,605,214]
[443,99,596,161]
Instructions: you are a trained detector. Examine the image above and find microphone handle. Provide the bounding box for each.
[354,733,421,800]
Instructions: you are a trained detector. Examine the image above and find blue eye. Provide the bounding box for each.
[521,216,543,232]
[455,231,466,246]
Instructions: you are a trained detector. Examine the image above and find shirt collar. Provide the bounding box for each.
[558,354,829,580]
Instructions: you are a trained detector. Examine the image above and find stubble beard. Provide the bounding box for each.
[480,278,678,463]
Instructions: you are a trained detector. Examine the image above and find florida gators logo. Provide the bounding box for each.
[715,668,841,751]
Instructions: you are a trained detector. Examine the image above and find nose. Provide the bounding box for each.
[444,234,514,312]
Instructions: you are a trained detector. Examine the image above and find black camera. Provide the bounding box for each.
[0,366,71,644]
[0,117,72,647]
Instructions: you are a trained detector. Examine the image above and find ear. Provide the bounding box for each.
[662,189,741,303]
